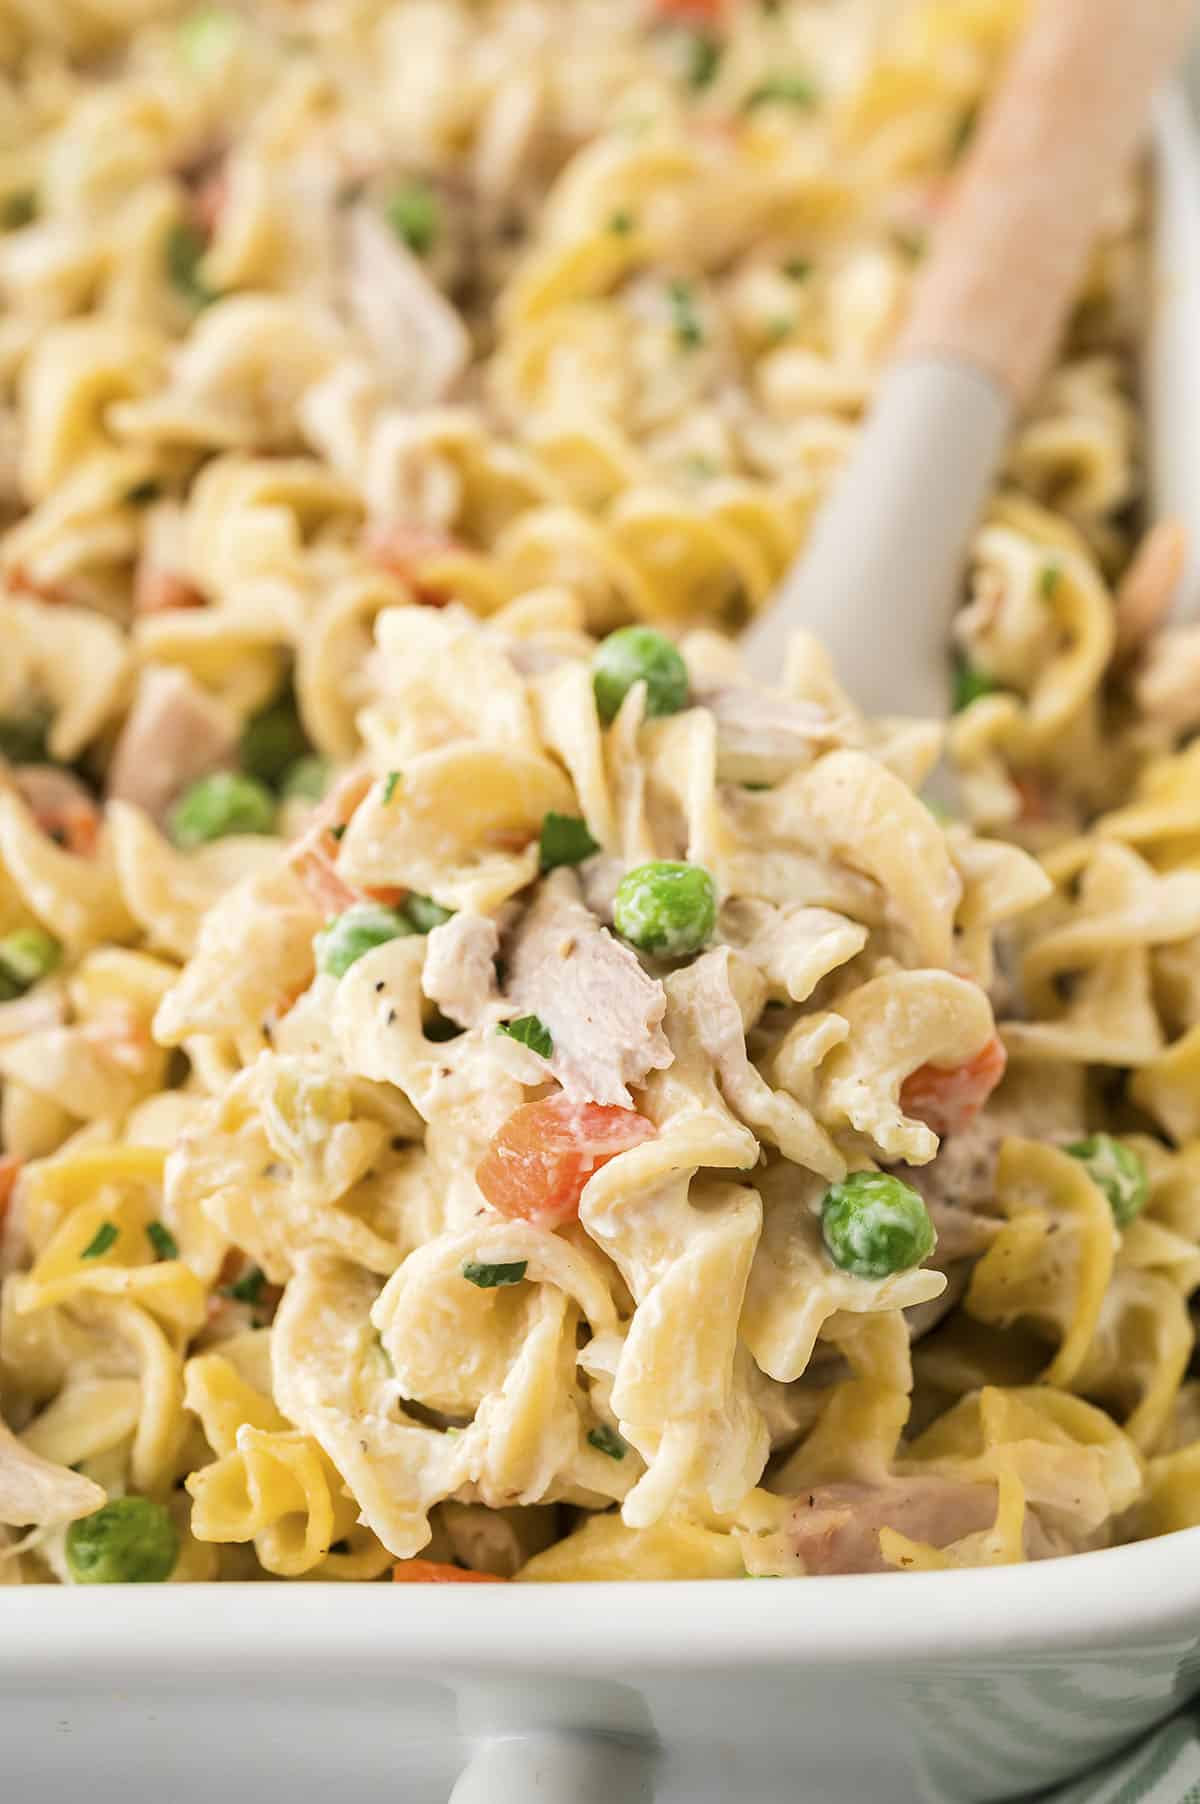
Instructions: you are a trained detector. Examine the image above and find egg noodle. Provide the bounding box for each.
[1,0,1199,1587]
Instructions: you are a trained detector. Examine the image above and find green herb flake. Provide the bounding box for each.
[228,1264,266,1305]
[165,220,218,310]
[382,771,400,804]
[539,811,599,873]
[0,706,51,766]
[384,181,440,258]
[667,278,704,350]
[145,1220,179,1262]
[951,102,979,160]
[329,822,346,842]
[608,210,636,236]
[587,1424,627,1460]
[766,315,794,345]
[1040,563,1062,600]
[783,257,812,282]
[81,1221,119,1261]
[744,72,819,112]
[462,1259,528,1289]
[893,228,927,262]
[2,189,36,231]
[951,658,1000,713]
[498,1014,553,1059]
[685,31,722,90]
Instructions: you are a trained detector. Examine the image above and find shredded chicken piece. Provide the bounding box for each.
[342,204,470,406]
[896,1120,1004,1263]
[1114,518,1188,656]
[787,1476,1001,1574]
[503,870,672,1106]
[1134,623,1200,735]
[695,682,846,786]
[0,1415,105,1528]
[106,666,239,823]
[422,911,500,1028]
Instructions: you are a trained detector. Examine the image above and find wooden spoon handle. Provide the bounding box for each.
[902,0,1196,408]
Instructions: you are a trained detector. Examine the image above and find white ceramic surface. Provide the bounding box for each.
[4,1532,1200,1802]
[7,81,1200,1804]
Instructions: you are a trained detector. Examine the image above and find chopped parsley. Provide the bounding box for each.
[684,31,722,90]
[951,658,1000,713]
[951,102,979,160]
[227,1264,266,1305]
[81,1222,118,1260]
[587,1424,627,1460]
[539,811,599,872]
[608,210,636,236]
[1040,563,1062,600]
[498,1014,553,1059]
[382,771,400,804]
[385,181,440,258]
[892,228,927,262]
[744,72,818,112]
[668,278,704,350]
[165,220,218,310]
[329,823,346,842]
[783,257,813,282]
[145,1220,179,1261]
[462,1259,528,1289]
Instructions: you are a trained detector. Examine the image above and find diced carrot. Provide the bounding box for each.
[652,0,727,20]
[1012,772,1054,825]
[477,1092,656,1229]
[0,1155,20,1225]
[899,1035,1008,1140]
[392,1560,506,1584]
[134,564,207,614]
[366,523,460,607]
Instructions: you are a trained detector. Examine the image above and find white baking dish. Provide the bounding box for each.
[5,89,1200,1804]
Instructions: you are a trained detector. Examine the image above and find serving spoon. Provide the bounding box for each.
[742,0,1200,714]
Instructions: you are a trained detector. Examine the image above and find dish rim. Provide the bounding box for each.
[3,1525,1199,1674]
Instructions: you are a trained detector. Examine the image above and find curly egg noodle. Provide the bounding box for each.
[0,0,1198,1587]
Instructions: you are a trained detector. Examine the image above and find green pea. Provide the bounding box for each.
[314,902,417,980]
[280,755,331,803]
[819,1171,936,1280]
[593,626,689,726]
[168,772,276,848]
[0,926,61,995]
[1065,1134,1148,1229]
[239,691,310,789]
[65,1496,179,1585]
[385,181,440,257]
[613,861,716,958]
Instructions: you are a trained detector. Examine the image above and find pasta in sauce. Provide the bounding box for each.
[0,0,1197,1586]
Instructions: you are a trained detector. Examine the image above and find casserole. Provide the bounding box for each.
[4,80,1200,1804]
